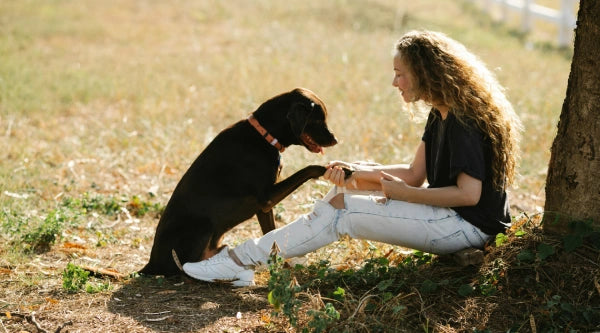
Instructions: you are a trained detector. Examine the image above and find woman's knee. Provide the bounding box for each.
[328,193,345,209]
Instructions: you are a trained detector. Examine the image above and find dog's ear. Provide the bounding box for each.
[287,102,312,137]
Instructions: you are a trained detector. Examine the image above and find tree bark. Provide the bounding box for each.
[543,0,600,233]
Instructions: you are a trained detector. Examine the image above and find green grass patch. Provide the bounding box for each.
[0,193,163,254]
[62,262,112,293]
[266,218,600,332]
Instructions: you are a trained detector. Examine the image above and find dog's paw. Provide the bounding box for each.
[341,167,354,179]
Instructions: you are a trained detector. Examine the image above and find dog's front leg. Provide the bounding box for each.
[260,165,353,214]
[260,165,326,213]
[255,165,324,234]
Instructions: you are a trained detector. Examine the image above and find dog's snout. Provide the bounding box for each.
[323,129,338,146]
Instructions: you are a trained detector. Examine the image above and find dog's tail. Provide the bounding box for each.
[171,249,184,272]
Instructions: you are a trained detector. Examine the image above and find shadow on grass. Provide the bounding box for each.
[268,222,600,332]
[107,274,272,332]
[106,223,600,332]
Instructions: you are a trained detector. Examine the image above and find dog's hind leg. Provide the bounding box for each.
[181,232,213,261]
[204,233,227,260]
[256,209,276,234]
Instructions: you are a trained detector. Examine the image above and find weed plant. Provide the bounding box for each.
[62,262,111,293]
[1,194,163,255]
[266,217,599,332]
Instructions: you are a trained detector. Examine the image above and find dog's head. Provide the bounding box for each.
[252,87,337,153]
[285,88,338,153]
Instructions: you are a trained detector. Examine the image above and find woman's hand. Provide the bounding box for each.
[323,160,364,188]
[324,160,384,190]
[380,171,410,200]
[323,165,354,187]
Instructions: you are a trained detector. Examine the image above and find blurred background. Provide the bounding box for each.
[0,0,576,259]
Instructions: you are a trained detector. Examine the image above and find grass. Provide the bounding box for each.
[266,217,599,331]
[1,0,595,332]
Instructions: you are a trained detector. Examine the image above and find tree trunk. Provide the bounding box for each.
[543,0,600,233]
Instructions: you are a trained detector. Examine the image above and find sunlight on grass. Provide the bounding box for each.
[0,0,573,265]
[1,1,570,201]
[0,0,574,266]
[0,1,576,330]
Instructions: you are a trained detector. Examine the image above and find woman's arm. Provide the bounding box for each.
[325,141,428,190]
[381,171,482,207]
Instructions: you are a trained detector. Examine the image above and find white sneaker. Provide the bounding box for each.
[182,246,255,287]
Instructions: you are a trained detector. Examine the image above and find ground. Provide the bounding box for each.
[1,196,598,332]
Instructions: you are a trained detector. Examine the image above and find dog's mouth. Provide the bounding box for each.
[300,133,324,154]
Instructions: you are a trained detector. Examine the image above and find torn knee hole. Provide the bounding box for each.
[328,193,345,209]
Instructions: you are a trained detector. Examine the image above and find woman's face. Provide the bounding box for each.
[392,53,418,103]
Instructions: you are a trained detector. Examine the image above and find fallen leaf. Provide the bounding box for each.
[260,313,271,324]
[63,242,87,250]
[530,313,537,333]
[333,264,350,271]
[164,165,177,175]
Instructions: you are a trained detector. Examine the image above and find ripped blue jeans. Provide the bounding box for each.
[233,187,491,266]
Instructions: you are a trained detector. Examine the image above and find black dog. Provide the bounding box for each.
[140,88,342,276]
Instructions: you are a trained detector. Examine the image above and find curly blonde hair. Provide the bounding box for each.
[395,30,522,190]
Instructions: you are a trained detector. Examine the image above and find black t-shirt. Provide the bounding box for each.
[422,109,510,235]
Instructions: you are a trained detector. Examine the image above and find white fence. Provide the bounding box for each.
[466,0,577,47]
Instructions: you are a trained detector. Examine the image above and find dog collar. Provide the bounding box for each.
[247,115,285,153]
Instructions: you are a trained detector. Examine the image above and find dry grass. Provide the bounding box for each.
[0,0,589,332]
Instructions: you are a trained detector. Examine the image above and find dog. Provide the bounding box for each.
[139,88,343,276]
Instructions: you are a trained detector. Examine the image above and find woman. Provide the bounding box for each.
[181,30,522,287]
